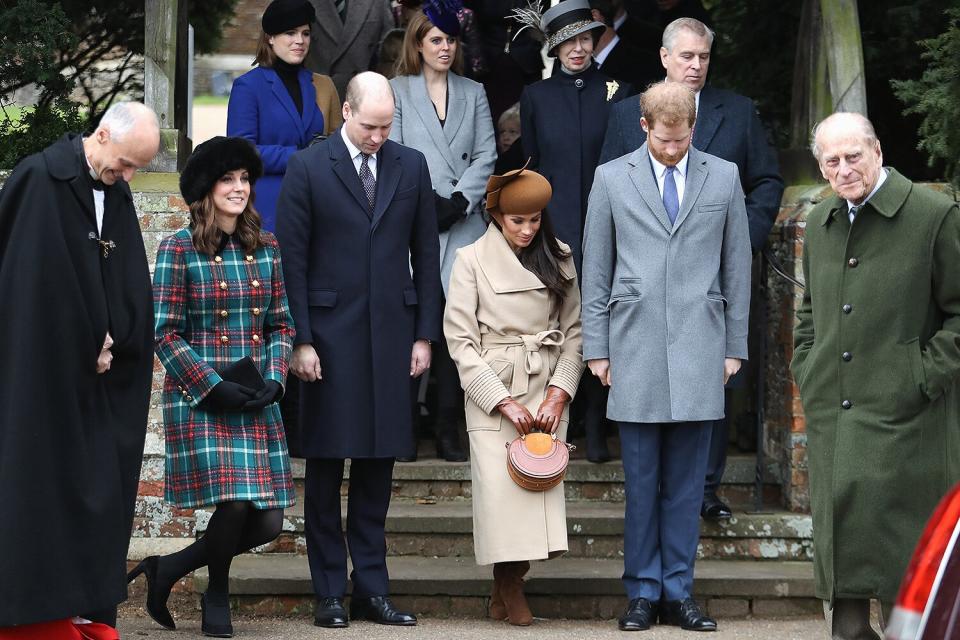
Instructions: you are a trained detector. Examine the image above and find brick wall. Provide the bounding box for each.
[217,0,271,56]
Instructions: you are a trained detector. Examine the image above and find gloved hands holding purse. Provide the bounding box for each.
[202,381,257,411]
[434,191,468,232]
[496,397,535,435]
[534,385,571,434]
[242,380,283,410]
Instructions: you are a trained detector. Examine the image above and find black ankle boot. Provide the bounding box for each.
[201,591,233,638]
[127,556,176,630]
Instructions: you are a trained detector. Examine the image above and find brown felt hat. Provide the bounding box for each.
[485,159,552,216]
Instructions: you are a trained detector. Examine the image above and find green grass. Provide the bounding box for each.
[193,95,229,107]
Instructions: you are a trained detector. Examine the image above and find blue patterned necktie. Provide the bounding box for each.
[359,153,376,210]
[663,165,679,224]
[336,0,347,22]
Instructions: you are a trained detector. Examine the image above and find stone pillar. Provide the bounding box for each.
[145,0,190,171]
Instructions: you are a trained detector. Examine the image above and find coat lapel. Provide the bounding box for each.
[475,224,546,293]
[334,0,371,63]
[672,147,708,230]
[411,73,457,173]
[313,0,343,44]
[372,140,401,229]
[626,145,673,234]
[329,130,372,217]
[693,86,723,150]
[443,74,466,146]
[266,69,305,137]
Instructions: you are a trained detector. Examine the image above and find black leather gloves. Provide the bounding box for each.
[203,381,257,411]
[434,191,469,232]
[242,380,283,410]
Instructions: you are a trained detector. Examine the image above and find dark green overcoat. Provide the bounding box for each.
[791,168,960,603]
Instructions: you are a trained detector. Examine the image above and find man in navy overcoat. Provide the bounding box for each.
[599,17,784,519]
[276,72,441,628]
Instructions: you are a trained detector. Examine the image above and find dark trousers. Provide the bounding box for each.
[304,457,395,599]
[619,420,711,601]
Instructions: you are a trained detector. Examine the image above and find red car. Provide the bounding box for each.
[886,482,960,639]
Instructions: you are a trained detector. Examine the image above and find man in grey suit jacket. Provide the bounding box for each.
[599,17,784,520]
[581,81,751,632]
[306,0,394,98]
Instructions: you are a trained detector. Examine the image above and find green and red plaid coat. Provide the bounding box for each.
[154,228,296,508]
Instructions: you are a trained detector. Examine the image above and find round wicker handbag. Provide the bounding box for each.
[505,431,576,491]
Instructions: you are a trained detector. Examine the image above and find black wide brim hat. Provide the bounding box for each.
[541,0,605,57]
[262,0,316,35]
[179,137,264,206]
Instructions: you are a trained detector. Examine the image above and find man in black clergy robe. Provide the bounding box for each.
[0,102,159,628]
[276,72,441,628]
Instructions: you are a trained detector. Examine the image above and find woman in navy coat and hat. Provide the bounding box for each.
[516,0,631,462]
[127,137,295,638]
[227,0,326,231]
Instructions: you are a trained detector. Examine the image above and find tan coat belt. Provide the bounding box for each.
[480,330,565,397]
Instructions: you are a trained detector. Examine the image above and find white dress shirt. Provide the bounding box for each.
[594,34,620,67]
[847,168,888,223]
[83,150,104,234]
[648,150,689,207]
[340,126,378,180]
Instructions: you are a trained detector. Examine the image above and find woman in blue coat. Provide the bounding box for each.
[227,0,325,231]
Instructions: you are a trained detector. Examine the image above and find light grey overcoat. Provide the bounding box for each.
[306,0,394,98]
[581,144,752,423]
[390,72,496,293]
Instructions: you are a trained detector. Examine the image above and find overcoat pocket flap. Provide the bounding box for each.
[308,289,338,307]
[403,287,418,306]
[698,202,726,212]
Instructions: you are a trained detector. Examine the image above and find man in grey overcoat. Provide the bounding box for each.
[306,0,394,98]
[581,81,751,632]
[791,112,960,640]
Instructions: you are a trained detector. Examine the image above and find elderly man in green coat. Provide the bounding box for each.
[791,111,960,640]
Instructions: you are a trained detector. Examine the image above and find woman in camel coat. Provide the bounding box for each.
[444,166,584,625]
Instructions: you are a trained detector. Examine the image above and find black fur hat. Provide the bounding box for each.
[179,136,263,206]
[262,0,316,35]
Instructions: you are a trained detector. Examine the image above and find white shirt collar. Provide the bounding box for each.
[614,13,627,30]
[594,33,620,66]
[847,168,888,212]
[340,126,363,160]
[648,149,689,180]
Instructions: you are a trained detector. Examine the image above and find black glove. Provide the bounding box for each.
[242,380,283,410]
[434,191,469,232]
[203,381,257,412]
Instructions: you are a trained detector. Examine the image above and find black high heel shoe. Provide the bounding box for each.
[127,556,176,630]
[201,591,234,638]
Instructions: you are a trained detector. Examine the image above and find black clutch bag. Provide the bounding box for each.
[218,356,266,390]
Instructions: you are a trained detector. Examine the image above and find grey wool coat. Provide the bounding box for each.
[306,0,394,98]
[581,144,752,423]
[791,169,960,603]
[390,72,497,293]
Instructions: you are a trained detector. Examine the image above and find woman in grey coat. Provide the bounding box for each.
[390,3,496,461]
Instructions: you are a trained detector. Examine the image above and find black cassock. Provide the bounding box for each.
[0,135,153,625]
[521,64,633,275]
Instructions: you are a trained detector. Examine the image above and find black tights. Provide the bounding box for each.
[157,501,283,595]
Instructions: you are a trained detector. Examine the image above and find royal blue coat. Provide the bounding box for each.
[227,66,325,231]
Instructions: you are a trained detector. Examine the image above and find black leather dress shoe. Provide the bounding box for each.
[349,596,417,626]
[618,597,657,631]
[659,598,717,631]
[436,433,467,462]
[314,597,349,628]
[396,454,417,462]
[701,494,733,521]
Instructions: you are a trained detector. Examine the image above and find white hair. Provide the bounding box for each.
[810,112,878,161]
[662,17,715,51]
[96,102,160,142]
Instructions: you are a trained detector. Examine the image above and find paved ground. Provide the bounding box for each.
[119,614,829,639]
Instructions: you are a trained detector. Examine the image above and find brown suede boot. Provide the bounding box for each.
[494,561,533,626]
[489,567,507,620]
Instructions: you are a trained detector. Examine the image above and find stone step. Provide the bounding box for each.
[190,501,812,561]
[288,454,781,506]
[192,554,819,619]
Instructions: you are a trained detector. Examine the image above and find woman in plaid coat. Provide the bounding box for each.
[127,137,295,638]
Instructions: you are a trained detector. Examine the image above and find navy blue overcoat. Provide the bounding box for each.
[275,132,442,458]
[227,66,325,231]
